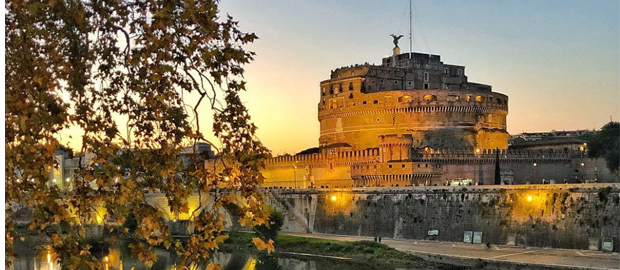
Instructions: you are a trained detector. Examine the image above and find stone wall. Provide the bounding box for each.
[271,184,620,251]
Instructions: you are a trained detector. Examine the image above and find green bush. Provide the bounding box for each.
[254,209,284,241]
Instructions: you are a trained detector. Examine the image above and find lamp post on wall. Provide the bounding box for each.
[475,148,481,185]
[533,162,538,184]
[293,162,298,189]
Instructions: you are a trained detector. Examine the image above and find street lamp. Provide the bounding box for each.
[293,160,298,189]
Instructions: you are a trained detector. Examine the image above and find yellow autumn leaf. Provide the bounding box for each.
[206,263,221,270]
[252,237,275,254]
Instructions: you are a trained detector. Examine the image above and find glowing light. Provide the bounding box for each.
[47,251,51,263]
[104,256,109,262]
[533,163,537,167]
[115,177,119,183]
[52,179,56,183]
[66,178,70,183]
[223,176,230,181]
[475,148,481,154]
[580,163,585,167]
[527,196,533,202]
[330,195,337,201]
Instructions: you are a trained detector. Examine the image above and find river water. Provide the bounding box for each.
[10,239,414,270]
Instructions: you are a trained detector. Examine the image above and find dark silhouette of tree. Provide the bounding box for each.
[6,0,272,269]
[585,122,620,175]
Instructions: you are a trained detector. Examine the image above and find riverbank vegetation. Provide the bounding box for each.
[222,232,445,269]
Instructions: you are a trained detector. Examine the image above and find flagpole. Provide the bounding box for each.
[409,0,412,56]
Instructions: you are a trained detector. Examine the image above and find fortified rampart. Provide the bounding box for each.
[262,147,618,188]
[267,184,620,251]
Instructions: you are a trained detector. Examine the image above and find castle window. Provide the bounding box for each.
[351,71,355,76]
[380,79,384,84]
[339,83,343,92]
[423,94,437,101]
[466,95,472,102]
[457,69,462,76]
[475,95,485,102]
[408,81,412,85]
[349,82,353,90]
[423,83,429,89]
[349,93,354,99]
[394,80,398,85]
[424,72,429,82]
[444,68,449,75]
[376,118,380,122]
[497,98,502,104]
[417,164,420,168]
[388,165,392,169]
[329,87,334,95]
[373,100,378,104]
[425,164,428,168]
[363,101,367,105]
[401,164,405,168]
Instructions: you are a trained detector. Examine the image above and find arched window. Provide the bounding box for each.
[423,94,437,102]
[446,95,459,102]
[475,95,485,102]
[398,95,411,102]
[349,82,353,90]
[349,93,354,99]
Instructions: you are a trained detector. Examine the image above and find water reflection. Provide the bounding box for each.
[11,239,380,270]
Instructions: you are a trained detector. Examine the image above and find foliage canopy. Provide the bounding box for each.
[585,121,620,175]
[5,0,272,268]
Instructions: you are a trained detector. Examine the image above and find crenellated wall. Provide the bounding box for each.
[261,149,619,188]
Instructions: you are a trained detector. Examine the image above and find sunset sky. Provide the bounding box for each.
[56,1,620,156]
[215,0,619,155]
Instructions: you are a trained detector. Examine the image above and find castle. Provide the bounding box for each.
[261,50,617,188]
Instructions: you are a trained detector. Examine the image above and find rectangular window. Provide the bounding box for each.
[424,72,429,82]
[457,69,462,76]
[423,83,429,89]
[444,68,449,75]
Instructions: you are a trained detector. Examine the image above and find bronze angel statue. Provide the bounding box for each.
[390,34,404,48]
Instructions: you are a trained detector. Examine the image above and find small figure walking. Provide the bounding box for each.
[374,237,377,242]
[378,237,382,243]
[486,242,491,250]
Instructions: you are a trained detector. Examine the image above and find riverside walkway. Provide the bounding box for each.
[284,233,620,270]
